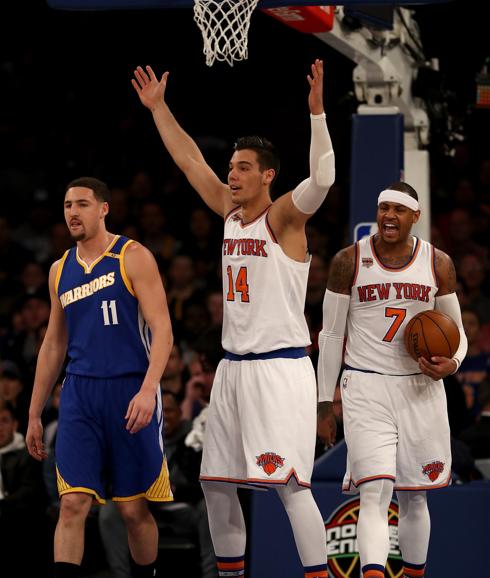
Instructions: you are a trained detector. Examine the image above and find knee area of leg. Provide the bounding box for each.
[360,480,393,501]
[59,494,92,520]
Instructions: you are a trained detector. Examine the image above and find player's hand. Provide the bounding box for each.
[307,59,324,116]
[317,401,337,448]
[125,387,156,434]
[26,418,48,461]
[419,356,457,381]
[131,65,169,112]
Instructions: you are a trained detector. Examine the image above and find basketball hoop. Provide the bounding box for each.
[193,0,260,67]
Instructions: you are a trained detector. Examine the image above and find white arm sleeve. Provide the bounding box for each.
[435,292,468,373]
[292,113,335,215]
[317,289,350,402]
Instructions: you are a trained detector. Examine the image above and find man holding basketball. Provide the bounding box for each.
[317,181,467,578]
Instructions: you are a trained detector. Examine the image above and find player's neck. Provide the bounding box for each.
[77,231,115,265]
[239,197,272,224]
[375,234,414,257]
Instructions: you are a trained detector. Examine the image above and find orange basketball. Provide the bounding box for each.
[404,310,460,362]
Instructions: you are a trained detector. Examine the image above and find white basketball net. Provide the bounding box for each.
[193,0,260,67]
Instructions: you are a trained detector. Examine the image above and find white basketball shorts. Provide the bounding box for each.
[341,368,452,493]
[200,355,317,487]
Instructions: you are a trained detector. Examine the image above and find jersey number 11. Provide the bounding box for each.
[101,300,119,325]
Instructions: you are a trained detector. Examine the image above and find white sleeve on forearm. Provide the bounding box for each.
[317,289,350,401]
[292,112,335,215]
[435,292,468,372]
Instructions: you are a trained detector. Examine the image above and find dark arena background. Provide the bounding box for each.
[0,1,489,577]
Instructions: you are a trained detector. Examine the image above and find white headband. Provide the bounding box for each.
[378,189,419,211]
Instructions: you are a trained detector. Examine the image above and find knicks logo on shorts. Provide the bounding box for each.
[256,452,285,476]
[422,460,444,481]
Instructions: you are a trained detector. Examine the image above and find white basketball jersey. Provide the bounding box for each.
[221,207,311,355]
[345,236,438,374]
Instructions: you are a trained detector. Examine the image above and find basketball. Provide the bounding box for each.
[404,310,460,362]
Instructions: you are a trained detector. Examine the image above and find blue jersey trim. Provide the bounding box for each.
[224,347,307,361]
[344,364,422,376]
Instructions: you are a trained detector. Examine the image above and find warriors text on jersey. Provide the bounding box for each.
[221,207,311,355]
[345,236,438,374]
[56,235,150,377]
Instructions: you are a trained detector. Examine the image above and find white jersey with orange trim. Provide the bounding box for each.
[221,207,311,355]
[345,235,438,375]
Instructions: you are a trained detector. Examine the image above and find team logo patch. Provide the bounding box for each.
[232,213,242,222]
[325,498,403,578]
[256,452,285,476]
[361,257,374,267]
[422,460,444,481]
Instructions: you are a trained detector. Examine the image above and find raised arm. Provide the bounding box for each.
[26,260,68,461]
[132,65,232,217]
[123,242,174,433]
[420,248,468,380]
[269,59,335,239]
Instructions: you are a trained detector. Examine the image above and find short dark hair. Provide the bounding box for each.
[234,136,280,190]
[66,177,111,203]
[385,181,418,201]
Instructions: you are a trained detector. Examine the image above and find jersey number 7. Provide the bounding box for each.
[382,307,406,342]
[226,266,250,302]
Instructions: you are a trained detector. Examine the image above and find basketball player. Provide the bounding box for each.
[132,60,336,578]
[26,177,173,578]
[317,182,468,578]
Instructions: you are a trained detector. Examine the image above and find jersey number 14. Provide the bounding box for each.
[226,266,250,302]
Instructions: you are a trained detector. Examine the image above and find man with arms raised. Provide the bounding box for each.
[133,60,335,578]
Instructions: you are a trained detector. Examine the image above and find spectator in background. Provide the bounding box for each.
[166,254,205,338]
[19,261,48,295]
[138,200,180,264]
[460,378,490,461]
[0,401,47,575]
[5,291,51,379]
[106,187,131,231]
[48,221,73,262]
[161,344,186,401]
[180,207,221,285]
[446,208,488,265]
[458,254,490,325]
[457,309,490,416]
[206,289,224,330]
[13,201,54,264]
[0,368,29,435]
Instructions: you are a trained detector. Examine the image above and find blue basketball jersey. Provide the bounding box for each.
[56,235,150,377]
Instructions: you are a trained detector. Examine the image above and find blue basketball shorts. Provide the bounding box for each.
[55,373,173,503]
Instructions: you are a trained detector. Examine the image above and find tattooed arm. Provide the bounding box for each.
[327,246,356,294]
[434,248,457,296]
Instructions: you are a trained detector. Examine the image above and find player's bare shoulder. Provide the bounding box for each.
[434,247,457,294]
[327,245,356,295]
[123,240,157,269]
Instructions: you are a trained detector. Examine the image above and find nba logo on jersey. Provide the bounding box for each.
[353,222,378,242]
